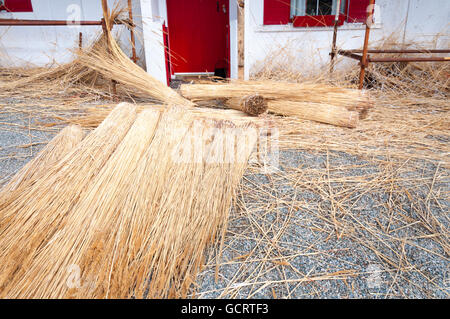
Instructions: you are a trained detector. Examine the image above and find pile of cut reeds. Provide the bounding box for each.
[0,103,257,298]
[180,81,372,128]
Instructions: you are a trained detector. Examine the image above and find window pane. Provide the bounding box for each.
[305,0,317,15]
[292,0,346,17]
[318,0,333,15]
[291,0,306,17]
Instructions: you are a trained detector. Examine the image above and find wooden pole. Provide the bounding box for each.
[101,0,117,98]
[78,32,83,51]
[358,0,375,90]
[330,0,341,75]
[127,0,138,64]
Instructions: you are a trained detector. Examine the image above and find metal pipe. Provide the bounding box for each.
[0,19,126,26]
[368,56,450,63]
[127,0,138,64]
[348,49,450,54]
[358,0,375,89]
[0,19,103,26]
[330,0,342,74]
[337,50,363,61]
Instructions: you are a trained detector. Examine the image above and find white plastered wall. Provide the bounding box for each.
[0,0,145,67]
[244,0,450,80]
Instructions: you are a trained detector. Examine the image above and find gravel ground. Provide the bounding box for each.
[196,150,449,298]
[1,98,448,299]
[0,105,59,187]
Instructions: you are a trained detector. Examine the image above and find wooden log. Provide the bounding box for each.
[224,94,268,116]
[268,100,359,128]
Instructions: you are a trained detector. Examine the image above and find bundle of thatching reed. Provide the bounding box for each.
[268,100,359,128]
[0,125,84,195]
[0,103,136,296]
[75,31,194,107]
[64,103,262,129]
[180,81,372,127]
[0,104,257,298]
[0,108,161,298]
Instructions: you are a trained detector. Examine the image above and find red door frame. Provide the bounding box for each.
[165,0,231,81]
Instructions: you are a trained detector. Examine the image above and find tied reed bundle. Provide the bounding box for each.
[0,103,136,297]
[0,106,257,298]
[180,81,372,127]
[0,125,84,194]
[1,108,161,298]
[268,100,359,128]
[76,34,194,107]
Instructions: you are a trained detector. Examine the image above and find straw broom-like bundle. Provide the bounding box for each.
[268,100,359,128]
[75,36,194,107]
[0,108,161,298]
[0,103,136,295]
[0,125,84,194]
[127,119,257,298]
[76,3,194,108]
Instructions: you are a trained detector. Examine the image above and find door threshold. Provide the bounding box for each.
[173,72,215,79]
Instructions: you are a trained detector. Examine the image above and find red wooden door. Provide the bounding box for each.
[166,0,229,76]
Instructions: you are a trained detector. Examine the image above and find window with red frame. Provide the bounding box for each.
[0,0,33,12]
[263,0,372,27]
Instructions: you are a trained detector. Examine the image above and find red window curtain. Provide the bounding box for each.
[263,0,291,25]
[0,0,33,12]
[346,0,372,23]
